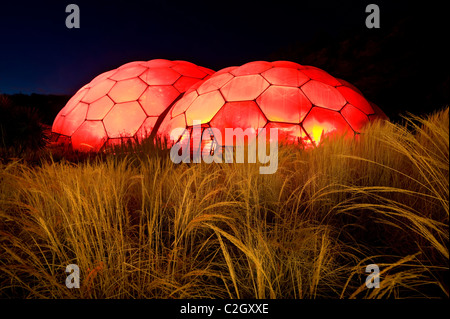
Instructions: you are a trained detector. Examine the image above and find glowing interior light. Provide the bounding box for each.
[311,125,326,144]
[159,61,388,152]
[51,59,214,151]
[52,60,388,153]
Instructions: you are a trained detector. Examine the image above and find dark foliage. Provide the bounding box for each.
[0,94,54,158]
[3,93,70,125]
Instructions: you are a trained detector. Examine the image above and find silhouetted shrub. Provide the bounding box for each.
[0,94,48,158]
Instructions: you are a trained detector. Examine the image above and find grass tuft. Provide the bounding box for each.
[0,107,448,298]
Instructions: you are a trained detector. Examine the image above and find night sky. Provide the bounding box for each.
[0,1,448,118]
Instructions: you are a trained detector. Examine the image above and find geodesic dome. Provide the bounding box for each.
[51,59,214,151]
[158,60,388,153]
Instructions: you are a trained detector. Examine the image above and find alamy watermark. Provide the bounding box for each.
[65,262,381,290]
[366,4,380,29]
[169,121,279,174]
[65,4,80,29]
[65,4,379,30]
[365,264,381,288]
[65,264,80,288]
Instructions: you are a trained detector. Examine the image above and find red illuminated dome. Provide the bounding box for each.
[158,61,388,151]
[51,59,214,151]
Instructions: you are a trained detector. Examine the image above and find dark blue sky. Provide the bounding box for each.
[0,0,422,95]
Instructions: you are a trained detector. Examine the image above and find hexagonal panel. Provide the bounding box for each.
[336,86,374,115]
[139,68,181,86]
[220,74,270,101]
[341,103,369,132]
[141,59,175,68]
[209,101,267,146]
[135,116,158,140]
[118,61,146,69]
[77,83,91,92]
[109,65,147,81]
[89,69,116,87]
[336,78,363,95]
[59,102,88,136]
[197,66,215,76]
[173,76,203,93]
[82,79,116,104]
[71,121,107,152]
[301,80,346,110]
[139,85,180,116]
[103,101,147,138]
[264,122,308,144]
[52,115,65,135]
[184,80,204,95]
[271,61,304,69]
[301,68,341,86]
[86,95,115,120]
[197,72,234,95]
[173,60,198,68]
[186,90,225,125]
[261,67,309,87]
[59,87,89,116]
[157,113,187,145]
[302,107,353,145]
[230,61,273,76]
[171,63,208,78]
[214,66,238,76]
[256,86,311,123]
[108,78,147,103]
[171,90,199,118]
